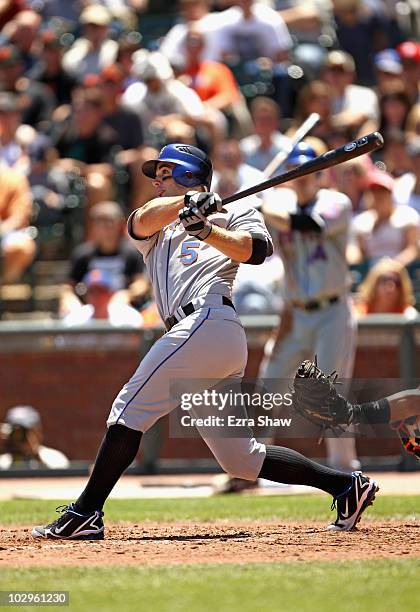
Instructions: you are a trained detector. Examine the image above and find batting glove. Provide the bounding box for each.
[184,191,223,218]
[179,206,212,241]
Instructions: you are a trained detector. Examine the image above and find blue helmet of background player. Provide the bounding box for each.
[142,144,213,190]
[286,142,317,167]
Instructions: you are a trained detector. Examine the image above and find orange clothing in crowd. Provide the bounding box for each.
[185,60,240,107]
[0,167,32,231]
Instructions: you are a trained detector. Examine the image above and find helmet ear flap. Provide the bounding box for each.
[172,164,204,188]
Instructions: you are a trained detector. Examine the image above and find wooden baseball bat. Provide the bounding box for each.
[222,132,384,206]
[263,113,321,178]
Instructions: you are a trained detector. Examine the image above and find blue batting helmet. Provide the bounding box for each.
[286,142,317,166]
[142,144,213,189]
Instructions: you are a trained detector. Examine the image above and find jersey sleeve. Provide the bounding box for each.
[127,210,159,259]
[226,205,274,256]
[314,191,352,237]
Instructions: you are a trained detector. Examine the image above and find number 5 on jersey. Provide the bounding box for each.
[180,240,201,265]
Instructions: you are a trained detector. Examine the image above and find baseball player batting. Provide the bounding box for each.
[260,141,359,470]
[33,144,380,540]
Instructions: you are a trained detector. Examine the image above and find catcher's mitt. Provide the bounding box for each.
[292,358,352,434]
[391,417,420,461]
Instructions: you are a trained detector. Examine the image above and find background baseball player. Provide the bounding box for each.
[32,144,378,540]
[260,141,359,471]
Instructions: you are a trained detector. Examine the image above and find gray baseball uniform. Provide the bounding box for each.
[107,200,272,480]
[260,187,358,469]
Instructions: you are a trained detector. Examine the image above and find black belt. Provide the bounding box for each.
[165,296,235,331]
[292,295,340,312]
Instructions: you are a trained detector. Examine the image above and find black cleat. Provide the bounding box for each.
[32,504,104,540]
[327,471,379,531]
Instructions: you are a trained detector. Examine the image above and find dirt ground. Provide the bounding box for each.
[1,520,420,566]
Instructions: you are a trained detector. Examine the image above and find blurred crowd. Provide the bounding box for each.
[0,0,419,324]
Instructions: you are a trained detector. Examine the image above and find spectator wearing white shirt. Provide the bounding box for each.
[160,0,229,64]
[62,269,144,328]
[322,50,379,134]
[351,169,419,267]
[62,4,118,79]
[394,138,420,214]
[240,96,290,172]
[123,51,222,146]
[0,405,70,470]
[217,0,292,64]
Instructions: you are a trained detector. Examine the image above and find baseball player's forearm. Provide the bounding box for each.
[203,226,253,262]
[262,207,324,234]
[262,205,291,232]
[350,390,420,426]
[132,197,185,237]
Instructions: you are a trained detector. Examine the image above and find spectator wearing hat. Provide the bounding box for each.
[60,200,149,318]
[62,4,118,79]
[29,29,78,106]
[0,44,55,128]
[0,164,36,283]
[0,405,69,470]
[397,41,420,106]
[373,48,403,94]
[322,49,379,135]
[61,268,144,328]
[394,138,420,214]
[351,169,419,267]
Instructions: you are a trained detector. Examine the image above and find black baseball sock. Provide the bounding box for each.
[74,424,142,514]
[258,445,353,498]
